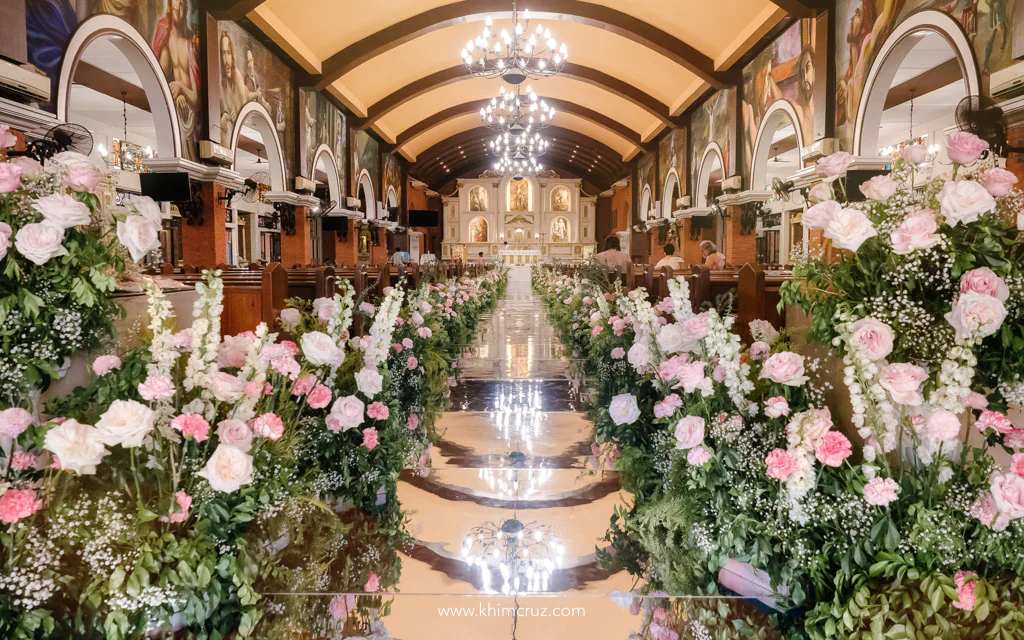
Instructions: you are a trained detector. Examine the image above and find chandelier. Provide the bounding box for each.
[481,84,555,133]
[494,152,544,176]
[490,131,548,157]
[460,1,568,85]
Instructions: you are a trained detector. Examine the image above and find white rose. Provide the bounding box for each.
[802,200,841,231]
[209,371,246,402]
[95,399,156,448]
[197,444,254,493]
[0,221,12,260]
[312,298,334,324]
[945,291,1008,340]
[43,419,109,475]
[627,343,651,368]
[301,331,345,368]
[32,192,91,229]
[216,419,253,452]
[824,207,877,251]
[130,195,162,224]
[938,180,996,226]
[329,395,365,431]
[117,215,161,262]
[807,182,833,204]
[608,393,641,426]
[279,308,301,328]
[15,221,67,265]
[859,174,898,201]
[656,323,695,354]
[355,367,383,398]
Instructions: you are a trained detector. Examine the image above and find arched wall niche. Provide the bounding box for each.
[662,168,680,218]
[749,100,804,191]
[639,184,653,222]
[231,102,287,192]
[695,143,725,208]
[312,144,342,205]
[58,14,182,160]
[357,169,376,218]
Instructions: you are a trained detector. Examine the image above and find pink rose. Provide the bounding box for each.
[982,167,1018,197]
[592,325,603,336]
[656,297,675,314]
[359,302,375,315]
[171,414,210,442]
[860,174,898,201]
[609,393,641,425]
[367,401,390,420]
[878,363,928,406]
[814,431,852,467]
[407,413,420,430]
[807,182,833,203]
[927,410,962,442]
[679,314,711,342]
[801,200,841,231]
[849,318,894,361]
[989,471,1024,520]
[0,162,22,193]
[962,391,989,410]
[687,445,712,466]
[407,356,419,370]
[307,384,332,409]
[816,151,852,179]
[712,364,726,383]
[970,491,1009,531]
[654,394,682,419]
[612,319,626,336]
[749,341,771,361]
[364,571,380,592]
[1011,453,1024,478]
[391,342,404,353]
[960,267,1010,302]
[62,164,102,192]
[765,448,798,480]
[11,451,37,470]
[901,143,929,165]
[657,354,687,381]
[889,209,940,254]
[329,594,356,620]
[759,352,808,386]
[138,376,175,401]
[243,381,263,397]
[799,407,834,442]
[218,334,251,368]
[610,347,625,360]
[292,374,317,396]
[361,427,380,451]
[216,419,253,452]
[674,361,707,393]
[0,407,33,438]
[91,354,121,376]
[824,207,877,251]
[952,571,978,611]
[251,413,285,440]
[938,179,996,226]
[763,396,790,419]
[0,489,42,524]
[418,327,433,338]
[673,416,705,450]
[946,291,1008,340]
[945,131,989,166]
[1006,430,1024,451]
[863,477,900,506]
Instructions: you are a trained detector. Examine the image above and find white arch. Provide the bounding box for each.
[750,100,804,190]
[661,168,681,218]
[357,169,376,219]
[230,102,287,191]
[695,143,725,207]
[57,14,181,159]
[853,10,979,156]
[501,175,537,212]
[311,144,341,204]
[385,185,398,210]
[639,184,653,222]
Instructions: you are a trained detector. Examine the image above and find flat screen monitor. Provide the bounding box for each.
[140,172,191,202]
[409,209,439,227]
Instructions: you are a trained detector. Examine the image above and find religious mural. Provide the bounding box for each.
[351,128,380,199]
[741,18,822,177]
[551,186,570,211]
[551,216,570,243]
[382,151,401,209]
[637,150,656,219]
[25,0,202,160]
[299,88,345,196]
[215,19,294,178]
[508,179,530,211]
[657,127,687,196]
[468,216,488,243]
[690,88,735,195]
[469,185,488,211]
[835,0,1018,149]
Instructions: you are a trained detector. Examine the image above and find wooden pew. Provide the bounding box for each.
[286,266,336,301]
[165,264,288,336]
[737,264,791,342]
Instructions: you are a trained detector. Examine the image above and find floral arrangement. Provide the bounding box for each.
[535,160,1024,640]
[0,264,506,638]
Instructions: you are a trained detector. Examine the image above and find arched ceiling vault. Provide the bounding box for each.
[216,0,811,182]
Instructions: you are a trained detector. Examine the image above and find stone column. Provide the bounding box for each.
[281,205,312,267]
[181,182,229,268]
[724,205,757,267]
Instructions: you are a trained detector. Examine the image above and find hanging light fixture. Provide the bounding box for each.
[481,84,555,133]
[461,0,568,85]
[490,130,549,157]
[494,152,544,177]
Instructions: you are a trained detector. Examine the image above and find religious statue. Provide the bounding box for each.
[509,179,529,212]
[551,217,569,243]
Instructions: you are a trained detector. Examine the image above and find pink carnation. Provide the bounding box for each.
[0,489,42,524]
[653,394,683,419]
[1005,429,1024,451]
[1010,453,1024,478]
[280,340,299,355]
[687,445,712,466]
[402,338,414,349]
[863,477,900,506]
[763,396,790,419]
[361,427,379,451]
[251,413,285,440]
[962,391,989,410]
[610,347,625,360]
[407,413,420,430]
[292,374,317,396]
[765,448,798,480]
[814,431,852,467]
[11,451,37,470]
[391,342,403,353]
[164,491,192,524]
[92,354,121,376]
[407,356,419,370]
[171,413,210,442]
[307,384,332,409]
[952,571,978,611]
[138,376,175,401]
[976,409,1015,434]
[367,402,390,420]
[364,571,380,592]
[0,407,33,438]
[418,327,433,339]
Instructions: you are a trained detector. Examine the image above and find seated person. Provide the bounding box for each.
[700,240,726,270]
[389,247,406,266]
[595,235,632,273]
[654,243,685,271]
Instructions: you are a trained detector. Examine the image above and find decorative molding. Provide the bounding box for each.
[143,157,246,190]
[718,190,772,206]
[0,98,60,139]
[264,190,320,207]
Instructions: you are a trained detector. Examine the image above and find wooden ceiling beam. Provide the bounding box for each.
[315,0,728,90]
[206,0,268,21]
[767,0,830,18]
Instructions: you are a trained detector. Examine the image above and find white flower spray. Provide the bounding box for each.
[363,285,405,368]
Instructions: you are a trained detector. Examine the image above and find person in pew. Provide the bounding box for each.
[596,235,632,273]
[700,240,726,270]
[389,247,406,266]
[654,243,685,272]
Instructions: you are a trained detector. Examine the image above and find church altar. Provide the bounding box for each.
[499,249,542,265]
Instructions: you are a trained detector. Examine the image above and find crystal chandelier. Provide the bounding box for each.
[481,84,555,133]
[494,152,544,176]
[460,1,568,85]
[490,131,549,157]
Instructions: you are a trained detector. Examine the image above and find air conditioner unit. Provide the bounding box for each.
[294,176,316,192]
[200,140,233,166]
[676,195,690,208]
[992,60,1024,99]
[722,175,743,192]
[0,59,49,103]
[345,196,361,209]
[802,138,839,163]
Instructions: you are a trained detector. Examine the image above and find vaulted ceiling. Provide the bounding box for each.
[216,0,813,189]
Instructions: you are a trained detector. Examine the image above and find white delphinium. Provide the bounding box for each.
[999,379,1024,408]
[667,276,694,323]
[702,310,754,412]
[183,273,224,396]
[143,279,178,380]
[231,322,272,422]
[928,338,978,413]
[328,279,356,342]
[834,312,900,457]
[363,285,405,368]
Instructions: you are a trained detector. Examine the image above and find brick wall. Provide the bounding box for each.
[724,205,756,267]
[679,220,703,265]
[182,182,228,268]
[280,205,311,267]
[333,230,358,267]
[1007,123,1024,184]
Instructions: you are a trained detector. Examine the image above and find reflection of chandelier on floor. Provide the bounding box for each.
[479,467,553,499]
[461,1,568,85]
[481,84,555,133]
